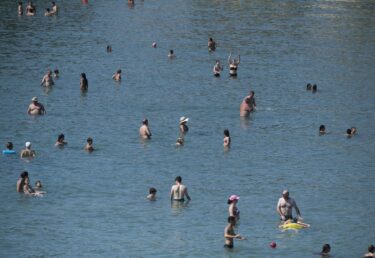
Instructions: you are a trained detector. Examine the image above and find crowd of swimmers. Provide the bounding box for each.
[6,2,367,256]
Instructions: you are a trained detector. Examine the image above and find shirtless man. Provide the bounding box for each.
[112,69,122,81]
[20,142,36,158]
[276,189,302,222]
[170,176,191,202]
[27,97,46,115]
[208,37,216,52]
[84,137,94,152]
[41,69,54,87]
[240,91,256,117]
[179,116,189,134]
[224,216,245,249]
[139,119,152,140]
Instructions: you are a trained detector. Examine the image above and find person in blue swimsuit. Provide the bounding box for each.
[3,142,16,155]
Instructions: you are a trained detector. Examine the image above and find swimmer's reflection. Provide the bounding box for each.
[171,199,190,209]
[240,116,251,129]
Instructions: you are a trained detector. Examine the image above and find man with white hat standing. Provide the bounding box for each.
[276,189,302,222]
[27,97,46,115]
[20,142,36,158]
[179,116,189,134]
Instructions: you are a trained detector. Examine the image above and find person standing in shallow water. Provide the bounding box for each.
[208,37,216,52]
[224,216,246,249]
[179,116,189,135]
[27,97,46,115]
[112,69,122,81]
[85,137,94,152]
[41,69,54,87]
[213,60,223,77]
[228,53,240,76]
[80,73,88,91]
[240,91,256,117]
[170,176,190,202]
[18,2,23,15]
[223,129,231,148]
[139,119,152,140]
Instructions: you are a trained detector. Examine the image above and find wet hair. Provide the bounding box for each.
[346,129,352,135]
[175,176,182,183]
[117,69,121,73]
[57,133,65,142]
[228,216,236,223]
[54,69,59,74]
[321,244,331,253]
[142,119,148,125]
[209,37,213,41]
[306,83,312,90]
[149,187,157,194]
[169,50,174,54]
[6,142,13,149]
[52,1,56,5]
[46,8,50,12]
[87,137,93,143]
[312,84,317,92]
[250,90,255,96]
[106,45,112,52]
[319,125,325,132]
[81,73,87,79]
[19,1,22,5]
[224,129,230,137]
[20,171,29,179]
[369,245,374,253]
[35,180,42,188]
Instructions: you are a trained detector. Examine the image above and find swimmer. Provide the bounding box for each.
[27,97,46,115]
[53,69,59,78]
[346,128,355,137]
[17,171,29,192]
[319,125,326,135]
[223,129,231,148]
[3,142,16,155]
[80,73,88,91]
[20,141,36,158]
[50,1,58,15]
[179,116,189,134]
[152,42,157,48]
[276,189,302,223]
[364,245,375,258]
[147,187,157,201]
[175,137,184,146]
[306,83,312,90]
[18,2,23,15]
[320,244,331,257]
[23,177,35,195]
[312,84,317,92]
[213,60,223,77]
[168,50,175,58]
[208,37,216,52]
[41,69,54,87]
[240,91,256,117]
[35,180,42,189]
[228,53,240,76]
[55,133,67,146]
[106,45,112,52]
[224,216,246,249]
[84,137,94,152]
[26,1,36,16]
[128,0,134,4]
[44,8,53,16]
[112,69,122,81]
[228,195,240,221]
[170,176,191,202]
[139,119,152,140]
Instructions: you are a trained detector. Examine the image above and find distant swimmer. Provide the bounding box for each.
[351,127,357,135]
[306,83,312,90]
[3,142,16,155]
[168,50,175,59]
[364,245,374,258]
[147,187,157,201]
[208,37,216,52]
[228,53,240,76]
[20,142,36,158]
[53,69,59,78]
[223,129,231,148]
[51,1,58,15]
[239,91,256,117]
[23,177,45,196]
[179,116,189,135]
[17,171,29,192]
[80,73,88,91]
[139,119,152,140]
[35,180,43,190]
[175,137,184,146]
[106,45,112,52]
[319,244,331,257]
[26,1,36,16]
[84,137,94,152]
[170,176,191,202]
[112,69,122,81]
[27,97,46,115]
[213,60,223,77]
[224,216,246,249]
[18,2,23,15]
[319,125,326,135]
[55,133,67,146]
[277,189,302,223]
[228,195,240,221]
[45,8,53,16]
[41,69,54,87]
[312,84,317,93]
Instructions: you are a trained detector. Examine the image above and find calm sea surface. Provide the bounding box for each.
[1,0,374,257]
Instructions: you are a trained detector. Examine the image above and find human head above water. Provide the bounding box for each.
[149,187,157,194]
[57,133,65,142]
[175,176,182,183]
[20,171,29,179]
[87,137,93,143]
[224,129,230,137]
[321,244,331,253]
[6,142,13,150]
[142,119,148,125]
[319,125,325,132]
